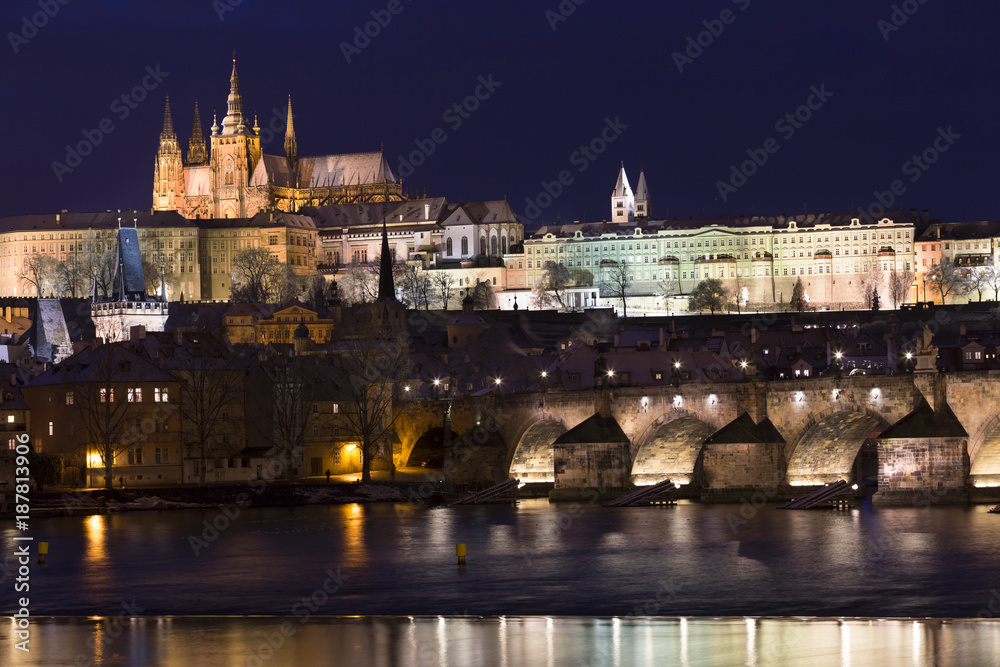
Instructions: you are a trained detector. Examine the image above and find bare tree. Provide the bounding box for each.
[231,247,284,303]
[887,268,916,309]
[19,255,58,298]
[398,265,431,309]
[470,277,498,310]
[927,259,964,304]
[56,255,88,298]
[605,259,632,318]
[858,263,885,309]
[172,338,246,486]
[331,312,411,482]
[963,265,990,302]
[339,261,377,305]
[531,261,570,309]
[731,268,748,314]
[985,263,1000,301]
[255,351,318,480]
[433,273,456,310]
[69,344,144,489]
[655,271,679,309]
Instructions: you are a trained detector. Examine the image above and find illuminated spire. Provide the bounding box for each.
[160,96,176,142]
[187,99,208,166]
[284,94,297,166]
[222,55,246,134]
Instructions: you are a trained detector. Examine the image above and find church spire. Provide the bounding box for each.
[187,99,208,166]
[222,55,246,134]
[160,96,176,142]
[376,215,395,302]
[635,168,651,219]
[284,94,297,167]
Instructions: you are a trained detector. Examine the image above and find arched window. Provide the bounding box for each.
[480,237,487,256]
[461,236,468,255]
[446,238,453,256]
[491,236,498,256]
[501,235,507,255]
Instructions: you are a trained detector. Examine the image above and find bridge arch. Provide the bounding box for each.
[508,418,567,483]
[969,412,1000,486]
[405,427,460,468]
[785,407,888,486]
[631,414,717,486]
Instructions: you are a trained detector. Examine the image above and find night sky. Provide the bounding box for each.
[2,0,998,228]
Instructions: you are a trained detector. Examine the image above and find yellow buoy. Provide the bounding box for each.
[456,543,466,565]
[38,541,49,565]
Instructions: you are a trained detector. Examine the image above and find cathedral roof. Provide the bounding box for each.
[250,155,294,188]
[248,151,398,190]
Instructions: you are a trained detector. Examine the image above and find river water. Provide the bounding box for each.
[4,499,1000,664]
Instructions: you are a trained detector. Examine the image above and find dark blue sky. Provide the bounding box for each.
[2,0,997,228]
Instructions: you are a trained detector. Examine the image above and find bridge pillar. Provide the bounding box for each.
[874,435,970,506]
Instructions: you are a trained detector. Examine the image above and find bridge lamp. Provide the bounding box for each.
[835,351,843,360]
[851,484,859,490]
[905,351,913,360]
[870,387,880,400]
[540,371,548,378]
[607,369,615,378]
[832,388,841,401]
[494,377,502,386]
[433,378,441,386]
[740,360,748,369]
[795,391,805,403]
[673,395,683,408]
[708,394,717,405]
[640,396,650,409]
[673,361,682,369]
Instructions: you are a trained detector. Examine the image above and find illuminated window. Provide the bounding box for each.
[65,391,74,405]
[128,387,142,402]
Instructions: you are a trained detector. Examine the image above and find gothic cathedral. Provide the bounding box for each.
[153,58,405,219]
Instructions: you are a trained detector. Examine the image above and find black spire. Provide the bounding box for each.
[376,213,395,302]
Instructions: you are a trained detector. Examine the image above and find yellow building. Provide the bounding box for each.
[224,300,336,346]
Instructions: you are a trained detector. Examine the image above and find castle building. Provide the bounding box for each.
[521,169,921,309]
[153,58,405,219]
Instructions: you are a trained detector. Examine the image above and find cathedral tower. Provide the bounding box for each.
[152,96,185,212]
[210,57,261,218]
[187,100,208,166]
[635,168,651,220]
[611,164,634,223]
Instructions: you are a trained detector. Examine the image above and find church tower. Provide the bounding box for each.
[611,164,634,223]
[210,57,261,218]
[635,168,651,220]
[152,96,185,212]
[187,100,208,166]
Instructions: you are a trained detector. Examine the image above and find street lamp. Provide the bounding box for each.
[494,377,502,386]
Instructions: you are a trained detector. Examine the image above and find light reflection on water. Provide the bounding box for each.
[5,500,1000,619]
[4,617,1000,667]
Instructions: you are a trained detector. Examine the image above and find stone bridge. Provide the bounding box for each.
[395,372,1000,504]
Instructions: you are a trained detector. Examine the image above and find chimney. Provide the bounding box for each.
[424,203,430,220]
[658,327,665,349]
[923,209,929,223]
[10,372,16,387]
[174,329,183,345]
[129,325,146,343]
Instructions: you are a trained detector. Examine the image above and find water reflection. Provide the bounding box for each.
[6,617,1000,667]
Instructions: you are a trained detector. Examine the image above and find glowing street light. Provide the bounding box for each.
[835,351,843,360]
[494,377,502,386]
[673,361,681,369]
[607,369,615,377]
[740,360,748,369]
[905,351,913,360]
[433,378,441,386]
[540,371,548,378]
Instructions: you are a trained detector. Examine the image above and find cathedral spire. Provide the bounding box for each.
[284,94,297,167]
[187,99,208,166]
[376,214,395,302]
[222,55,246,134]
[635,168,651,219]
[160,96,176,142]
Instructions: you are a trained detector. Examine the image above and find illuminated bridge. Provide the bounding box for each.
[398,372,1000,505]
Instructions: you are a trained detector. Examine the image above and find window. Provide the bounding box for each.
[48,421,53,436]
[313,403,319,414]
[65,391,74,405]
[100,388,114,403]
[446,238,453,256]
[155,387,169,403]
[128,387,142,402]
[313,424,320,436]
[332,403,339,413]
[155,448,162,464]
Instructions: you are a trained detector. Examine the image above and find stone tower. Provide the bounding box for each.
[635,168,651,220]
[210,57,261,218]
[152,96,185,212]
[611,164,634,223]
[187,99,208,166]
[284,94,298,176]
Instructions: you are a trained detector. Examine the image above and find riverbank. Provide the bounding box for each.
[5,480,449,519]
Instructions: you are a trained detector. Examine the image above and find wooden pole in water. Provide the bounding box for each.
[456,543,466,565]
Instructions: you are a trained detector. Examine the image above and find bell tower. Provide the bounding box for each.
[210,56,261,218]
[152,96,185,212]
